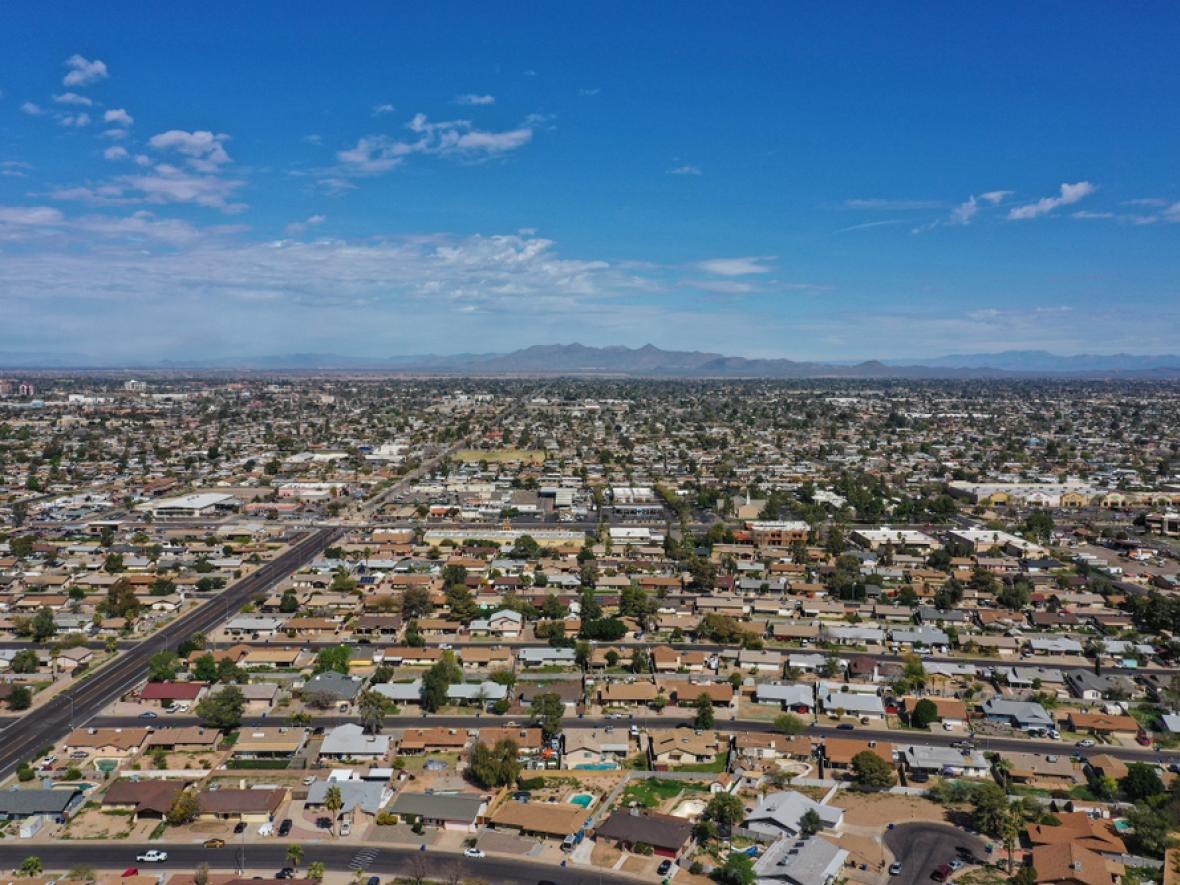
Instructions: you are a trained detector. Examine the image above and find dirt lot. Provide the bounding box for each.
[840,792,948,827]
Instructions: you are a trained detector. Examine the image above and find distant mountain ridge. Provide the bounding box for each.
[3,344,1180,378]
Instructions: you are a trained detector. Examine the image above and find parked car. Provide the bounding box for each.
[932,863,953,882]
[889,862,902,876]
[340,820,352,837]
[233,821,247,834]
[278,819,293,837]
[276,869,295,880]
[464,848,485,859]
[136,851,168,863]
[656,860,673,876]
[122,870,139,878]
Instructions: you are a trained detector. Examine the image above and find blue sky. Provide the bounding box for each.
[2,2,1179,361]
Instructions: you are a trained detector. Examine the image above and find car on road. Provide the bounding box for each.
[889,862,902,876]
[138,711,158,719]
[203,838,225,848]
[836,723,855,730]
[1076,738,1096,748]
[656,860,673,876]
[278,819,293,836]
[136,851,168,863]
[464,848,485,859]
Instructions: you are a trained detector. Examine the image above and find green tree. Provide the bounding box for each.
[324,784,344,835]
[307,862,325,882]
[910,698,939,729]
[693,693,716,730]
[167,788,200,825]
[467,739,522,788]
[279,591,299,613]
[192,654,219,683]
[799,808,823,836]
[716,852,755,885]
[313,644,352,675]
[401,586,433,619]
[703,792,744,829]
[1010,867,1038,885]
[530,691,564,738]
[285,844,304,871]
[971,783,1013,837]
[8,685,32,710]
[195,684,245,729]
[148,651,179,682]
[9,649,39,674]
[774,713,807,735]
[18,857,44,877]
[358,690,392,735]
[1120,763,1164,802]
[850,750,896,789]
[30,606,57,642]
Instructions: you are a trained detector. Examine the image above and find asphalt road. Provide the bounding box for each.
[0,526,342,779]
[79,710,1180,763]
[884,822,987,885]
[0,842,630,885]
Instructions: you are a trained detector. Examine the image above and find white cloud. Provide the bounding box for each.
[148,130,232,171]
[0,205,65,226]
[284,214,327,235]
[301,134,323,145]
[372,103,396,116]
[668,164,702,176]
[104,108,134,126]
[980,190,1012,204]
[454,93,495,105]
[331,114,535,180]
[62,55,109,87]
[696,257,775,276]
[20,101,44,116]
[1072,210,1113,219]
[949,196,979,225]
[103,146,130,161]
[1008,181,1096,220]
[52,163,247,213]
[54,92,93,106]
[59,112,91,127]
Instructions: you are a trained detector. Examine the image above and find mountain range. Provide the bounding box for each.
[3,344,1180,378]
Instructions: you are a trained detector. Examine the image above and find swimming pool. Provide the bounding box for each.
[574,763,618,770]
[569,793,595,808]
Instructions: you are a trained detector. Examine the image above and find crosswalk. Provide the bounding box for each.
[348,848,379,871]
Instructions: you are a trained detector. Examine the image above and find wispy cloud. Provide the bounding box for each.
[284,214,326,235]
[372,103,396,116]
[667,164,702,176]
[453,93,495,106]
[1008,181,1095,220]
[578,88,601,96]
[843,198,944,210]
[104,108,134,126]
[20,102,44,116]
[835,219,904,233]
[696,256,776,276]
[148,130,232,171]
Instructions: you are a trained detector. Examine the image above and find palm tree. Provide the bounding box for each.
[324,784,344,836]
[285,843,304,872]
[19,857,43,876]
[307,862,325,882]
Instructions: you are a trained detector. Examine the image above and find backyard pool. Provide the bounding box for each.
[569,793,595,808]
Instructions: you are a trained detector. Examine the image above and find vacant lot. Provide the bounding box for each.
[840,792,947,827]
[454,449,546,464]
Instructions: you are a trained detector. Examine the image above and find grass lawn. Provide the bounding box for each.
[1069,784,1098,801]
[673,752,730,774]
[621,778,704,808]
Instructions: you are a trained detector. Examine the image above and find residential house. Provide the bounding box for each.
[386,791,486,832]
[752,834,848,885]
[196,788,286,823]
[744,791,843,838]
[594,809,694,859]
[319,723,390,761]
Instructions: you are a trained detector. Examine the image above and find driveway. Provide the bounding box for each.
[883,822,986,885]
